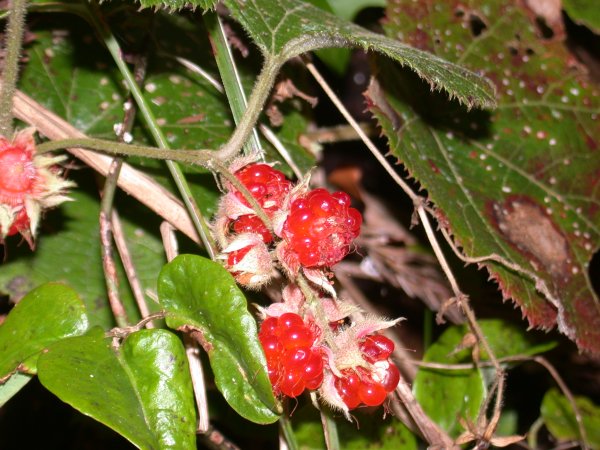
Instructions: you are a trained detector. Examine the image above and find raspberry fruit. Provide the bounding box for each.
[0,128,74,245]
[234,163,292,214]
[232,214,272,243]
[259,313,324,397]
[332,334,399,409]
[282,188,362,268]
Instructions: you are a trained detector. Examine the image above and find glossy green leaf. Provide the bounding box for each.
[0,283,88,379]
[157,254,280,424]
[413,325,486,438]
[367,0,600,353]
[38,328,196,450]
[563,0,600,33]
[224,0,496,109]
[541,388,600,448]
[0,180,166,329]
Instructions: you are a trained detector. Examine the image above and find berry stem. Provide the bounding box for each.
[0,0,28,135]
[209,159,274,233]
[296,272,337,351]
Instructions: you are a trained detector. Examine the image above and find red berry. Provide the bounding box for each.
[282,188,362,268]
[303,351,323,380]
[380,362,400,392]
[260,334,282,362]
[335,370,361,409]
[305,372,323,390]
[280,369,306,397]
[282,347,311,369]
[278,312,306,330]
[234,164,292,214]
[232,215,273,243]
[360,335,395,363]
[259,317,279,337]
[280,326,314,349]
[358,380,387,407]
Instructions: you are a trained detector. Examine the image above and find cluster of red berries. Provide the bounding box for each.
[225,164,292,268]
[334,335,400,408]
[219,162,362,281]
[258,313,324,397]
[282,188,362,268]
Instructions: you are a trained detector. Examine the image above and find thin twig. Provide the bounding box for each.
[111,211,154,327]
[99,210,129,328]
[417,205,505,442]
[414,355,590,449]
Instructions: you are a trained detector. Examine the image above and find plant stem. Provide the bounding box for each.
[87,3,217,258]
[319,408,340,450]
[204,10,262,156]
[216,56,283,162]
[36,137,212,165]
[0,0,28,135]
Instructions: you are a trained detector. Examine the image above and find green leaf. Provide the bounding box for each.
[38,328,197,450]
[157,254,280,424]
[563,0,600,33]
[0,179,166,329]
[0,283,88,379]
[477,319,556,359]
[367,0,600,353]
[413,325,486,438]
[541,388,600,448]
[293,406,417,450]
[224,0,496,109]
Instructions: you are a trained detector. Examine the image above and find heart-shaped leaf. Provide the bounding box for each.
[157,254,280,424]
[0,283,88,379]
[38,328,197,450]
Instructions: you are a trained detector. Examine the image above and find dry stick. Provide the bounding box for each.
[160,222,210,434]
[111,210,153,328]
[9,88,201,244]
[417,206,505,442]
[99,59,146,329]
[99,209,129,328]
[304,60,455,449]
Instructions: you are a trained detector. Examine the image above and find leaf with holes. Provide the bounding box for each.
[157,254,280,424]
[223,0,496,109]
[38,328,197,449]
[367,0,600,353]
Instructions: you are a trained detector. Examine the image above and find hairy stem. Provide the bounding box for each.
[216,56,283,162]
[0,0,28,135]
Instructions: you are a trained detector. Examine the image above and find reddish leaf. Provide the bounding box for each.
[367,0,600,352]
